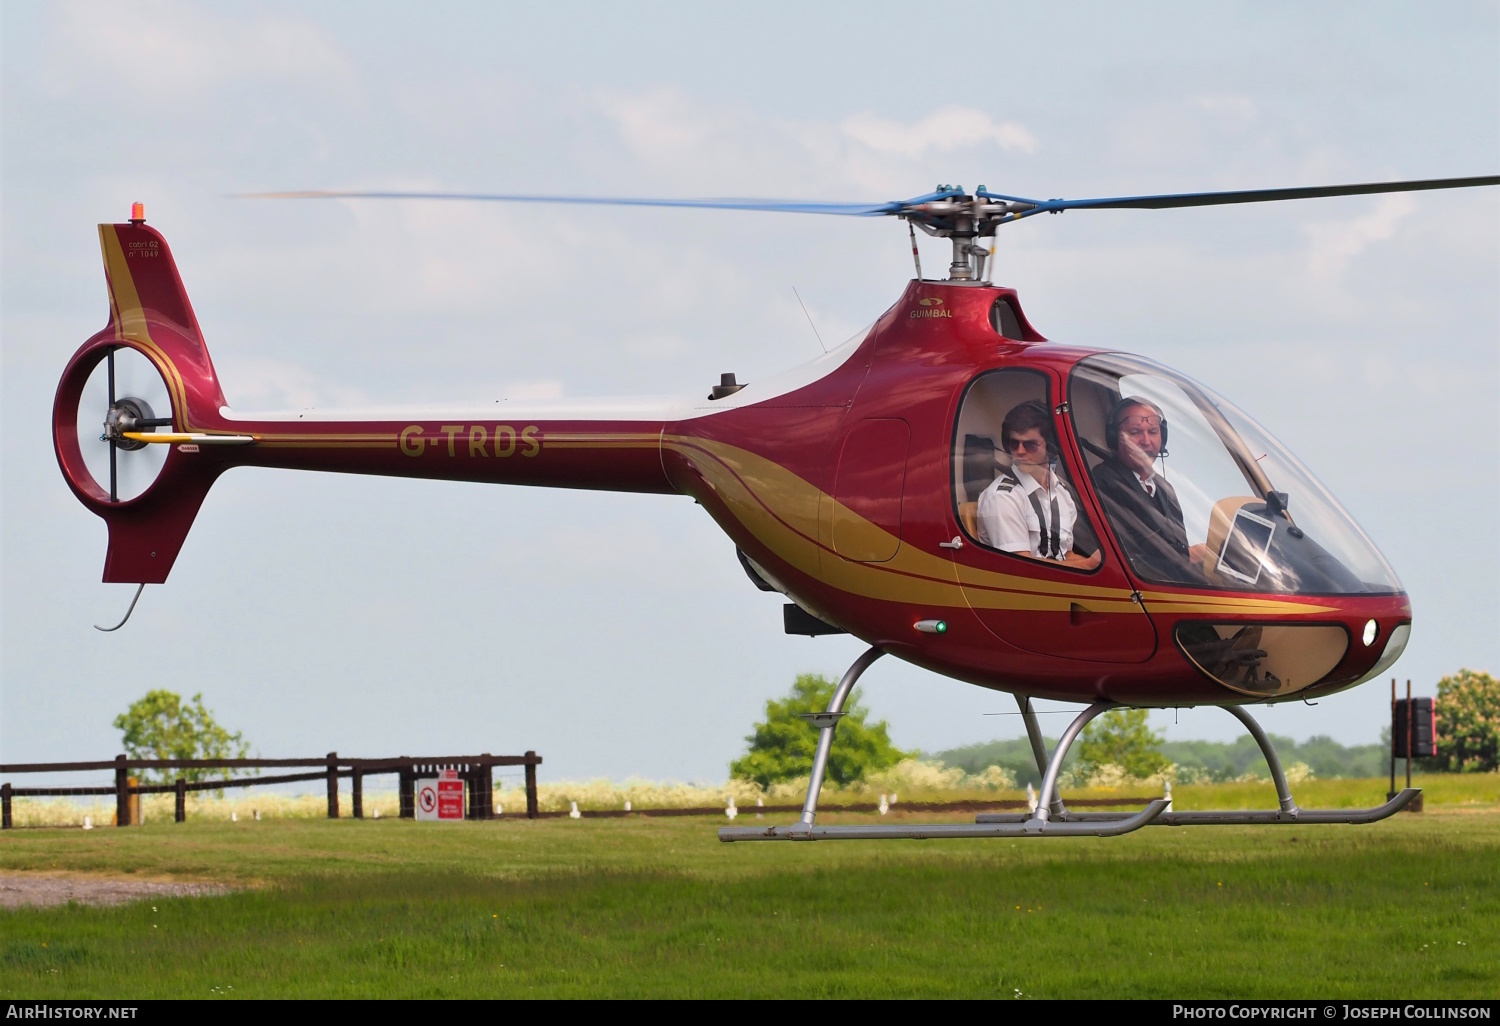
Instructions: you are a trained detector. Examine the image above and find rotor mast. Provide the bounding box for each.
[899,185,1039,282]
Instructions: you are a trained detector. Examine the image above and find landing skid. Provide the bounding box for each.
[720,647,1421,843]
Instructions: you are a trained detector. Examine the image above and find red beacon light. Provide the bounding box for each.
[129,202,145,224]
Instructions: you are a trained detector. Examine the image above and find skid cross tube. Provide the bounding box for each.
[1015,693,1065,818]
[1033,701,1115,824]
[797,646,884,827]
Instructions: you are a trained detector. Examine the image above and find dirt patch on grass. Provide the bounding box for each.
[0,872,228,908]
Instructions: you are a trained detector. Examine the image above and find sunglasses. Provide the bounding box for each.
[1008,437,1046,453]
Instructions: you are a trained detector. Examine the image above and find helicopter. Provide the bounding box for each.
[53,174,1498,840]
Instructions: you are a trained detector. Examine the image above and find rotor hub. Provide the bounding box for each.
[104,397,155,451]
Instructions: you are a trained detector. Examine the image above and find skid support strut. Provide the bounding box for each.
[1016,693,1065,818]
[721,690,1171,841]
[795,646,885,828]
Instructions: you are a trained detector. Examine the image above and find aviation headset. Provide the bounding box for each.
[1105,396,1169,454]
[1000,400,1059,459]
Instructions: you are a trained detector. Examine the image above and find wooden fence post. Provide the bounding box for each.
[326,752,339,819]
[352,763,363,820]
[174,778,186,823]
[524,751,538,820]
[399,759,414,819]
[114,755,131,827]
[478,755,494,820]
[2,783,11,830]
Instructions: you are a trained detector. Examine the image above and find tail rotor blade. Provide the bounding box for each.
[116,440,167,500]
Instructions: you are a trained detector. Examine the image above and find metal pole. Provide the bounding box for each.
[799,646,885,827]
[1224,705,1298,813]
[1405,680,1413,791]
[524,751,538,819]
[1389,678,1397,802]
[114,754,130,827]
[326,751,339,819]
[1033,701,1114,824]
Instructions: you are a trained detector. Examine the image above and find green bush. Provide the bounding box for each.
[1076,708,1171,779]
[1434,669,1499,773]
[730,673,908,788]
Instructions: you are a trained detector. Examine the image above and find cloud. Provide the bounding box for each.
[841,107,1039,158]
[46,0,356,99]
[1195,94,1258,121]
[590,89,1038,197]
[1301,193,1416,278]
[214,355,370,411]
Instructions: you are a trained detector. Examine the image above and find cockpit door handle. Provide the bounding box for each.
[939,536,964,550]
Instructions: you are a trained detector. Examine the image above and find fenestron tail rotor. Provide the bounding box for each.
[246,174,1498,281]
[76,347,172,502]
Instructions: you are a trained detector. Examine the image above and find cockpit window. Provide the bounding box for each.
[1068,354,1402,594]
[953,369,1103,572]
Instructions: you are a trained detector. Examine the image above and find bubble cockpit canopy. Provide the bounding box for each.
[1067,354,1403,596]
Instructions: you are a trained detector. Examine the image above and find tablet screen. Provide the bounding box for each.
[1218,508,1276,585]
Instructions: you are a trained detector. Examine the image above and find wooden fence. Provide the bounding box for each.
[0,752,541,828]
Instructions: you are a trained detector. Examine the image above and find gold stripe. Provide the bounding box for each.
[98,226,202,432]
[256,441,397,449]
[251,434,398,442]
[660,434,1344,617]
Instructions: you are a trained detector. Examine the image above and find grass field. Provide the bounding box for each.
[0,778,1496,998]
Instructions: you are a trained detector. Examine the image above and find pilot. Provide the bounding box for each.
[977,401,1101,569]
[1091,396,1206,582]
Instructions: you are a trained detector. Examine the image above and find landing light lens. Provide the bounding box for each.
[1362,619,1378,647]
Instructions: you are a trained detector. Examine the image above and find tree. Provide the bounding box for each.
[1433,669,1499,773]
[1076,708,1171,780]
[113,691,251,783]
[730,673,909,788]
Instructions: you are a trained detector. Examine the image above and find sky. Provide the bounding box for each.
[2,1,1496,784]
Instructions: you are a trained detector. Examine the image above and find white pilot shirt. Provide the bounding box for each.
[976,464,1079,561]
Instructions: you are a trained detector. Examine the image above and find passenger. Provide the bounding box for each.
[977,401,1102,569]
[1091,396,1207,582]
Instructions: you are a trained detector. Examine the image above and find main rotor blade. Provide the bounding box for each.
[1014,175,1500,215]
[245,189,907,217]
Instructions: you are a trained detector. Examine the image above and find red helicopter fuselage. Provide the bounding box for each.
[54,220,1411,707]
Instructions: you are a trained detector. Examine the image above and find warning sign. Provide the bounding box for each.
[415,769,465,821]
